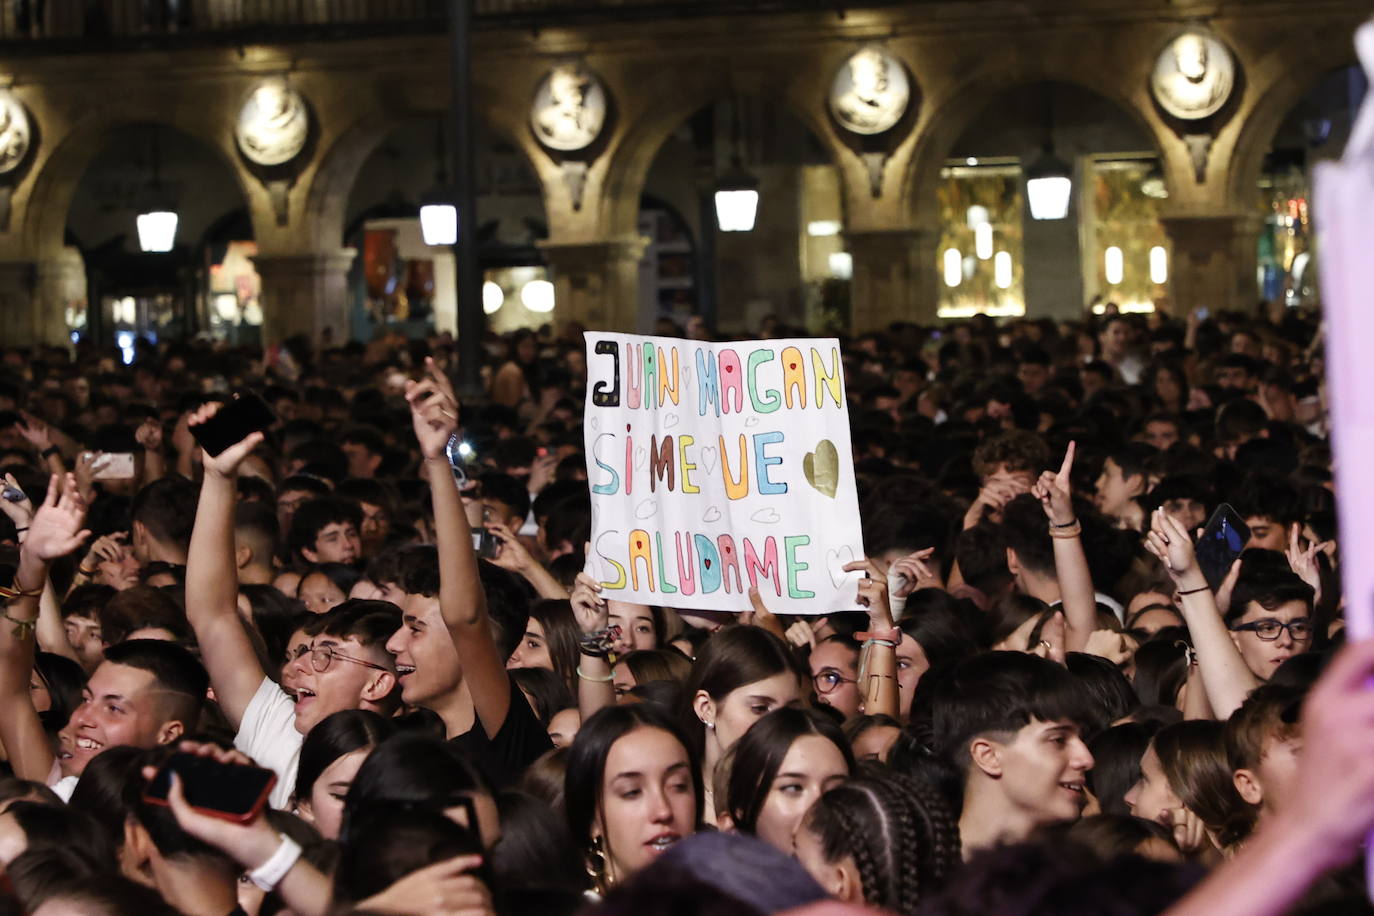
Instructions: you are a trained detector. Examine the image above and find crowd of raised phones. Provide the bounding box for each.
[0,305,1368,916]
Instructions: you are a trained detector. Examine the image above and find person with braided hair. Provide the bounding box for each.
[791,769,961,915]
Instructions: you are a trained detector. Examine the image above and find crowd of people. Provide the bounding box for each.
[0,303,1368,916]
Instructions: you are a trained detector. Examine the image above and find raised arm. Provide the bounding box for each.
[847,559,899,720]
[0,474,89,781]
[1145,508,1258,719]
[185,403,269,728]
[1032,442,1095,653]
[570,570,614,720]
[406,358,511,737]
[485,521,568,600]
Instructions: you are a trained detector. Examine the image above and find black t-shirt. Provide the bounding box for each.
[449,675,552,788]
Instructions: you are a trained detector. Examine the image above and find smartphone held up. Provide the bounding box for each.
[142,752,276,824]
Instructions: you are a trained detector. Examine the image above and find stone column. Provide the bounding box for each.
[846,227,938,332]
[34,249,86,345]
[1023,195,1085,320]
[0,261,36,345]
[538,236,648,333]
[252,250,357,346]
[1160,214,1262,315]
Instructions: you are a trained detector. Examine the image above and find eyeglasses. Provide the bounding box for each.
[290,644,391,674]
[1229,619,1313,642]
[813,669,857,696]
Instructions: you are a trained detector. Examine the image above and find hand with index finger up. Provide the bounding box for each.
[406,357,461,461]
[1032,441,1077,528]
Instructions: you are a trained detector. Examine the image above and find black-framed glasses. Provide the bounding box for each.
[813,669,857,695]
[291,643,391,674]
[1229,618,1313,642]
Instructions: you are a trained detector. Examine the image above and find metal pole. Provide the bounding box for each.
[449,0,484,399]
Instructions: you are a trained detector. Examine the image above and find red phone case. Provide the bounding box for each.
[142,767,277,825]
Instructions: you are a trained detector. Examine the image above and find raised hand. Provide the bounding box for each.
[484,521,532,574]
[740,587,787,641]
[1144,507,1203,587]
[140,741,281,871]
[73,450,102,502]
[190,402,266,479]
[22,473,89,563]
[1032,441,1077,527]
[888,547,941,598]
[16,411,52,453]
[1286,525,1327,607]
[405,357,460,462]
[845,558,893,628]
[784,618,818,650]
[134,417,164,453]
[0,473,33,529]
[963,478,1022,529]
[570,568,608,635]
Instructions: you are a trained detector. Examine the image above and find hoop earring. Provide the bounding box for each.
[586,835,609,893]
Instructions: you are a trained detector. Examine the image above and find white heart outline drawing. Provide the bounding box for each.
[702,506,723,523]
[664,413,681,429]
[751,507,781,524]
[635,500,658,520]
[826,545,857,589]
[744,416,760,428]
[634,447,647,469]
[699,446,718,475]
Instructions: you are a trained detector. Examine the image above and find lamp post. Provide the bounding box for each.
[448,0,483,398]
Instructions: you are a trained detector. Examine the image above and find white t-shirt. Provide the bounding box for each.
[51,774,78,802]
[235,677,303,811]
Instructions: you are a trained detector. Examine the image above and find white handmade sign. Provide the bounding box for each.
[583,332,865,614]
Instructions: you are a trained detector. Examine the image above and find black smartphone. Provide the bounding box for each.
[472,529,498,560]
[142,752,276,824]
[190,394,277,457]
[1195,503,1250,591]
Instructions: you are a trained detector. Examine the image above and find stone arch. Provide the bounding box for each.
[1223,40,1361,211]
[18,97,252,260]
[589,54,852,245]
[903,64,1170,228]
[298,72,546,255]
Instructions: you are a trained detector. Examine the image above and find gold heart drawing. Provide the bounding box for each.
[803,439,839,498]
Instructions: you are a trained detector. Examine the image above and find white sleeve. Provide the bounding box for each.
[234,677,304,810]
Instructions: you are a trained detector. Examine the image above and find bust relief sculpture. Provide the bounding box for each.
[236,77,309,167]
[0,92,32,175]
[1151,32,1236,121]
[531,64,607,152]
[829,47,910,136]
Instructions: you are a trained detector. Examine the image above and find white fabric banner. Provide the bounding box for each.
[583,332,865,615]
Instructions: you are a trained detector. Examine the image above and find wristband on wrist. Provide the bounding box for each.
[576,665,614,683]
[40,446,60,460]
[1050,518,1079,528]
[249,833,303,891]
[578,625,621,659]
[1176,584,1211,596]
[855,628,900,644]
[863,638,898,650]
[1049,521,1083,539]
